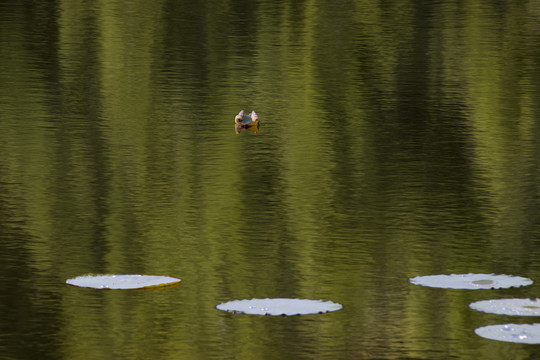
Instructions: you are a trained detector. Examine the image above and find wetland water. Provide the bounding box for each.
[2,1,540,359]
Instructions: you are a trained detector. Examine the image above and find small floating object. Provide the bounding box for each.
[216,298,343,316]
[234,109,260,134]
[475,323,540,344]
[470,298,540,316]
[66,274,181,290]
[408,273,533,290]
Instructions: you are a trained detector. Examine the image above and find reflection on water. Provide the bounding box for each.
[1,1,540,359]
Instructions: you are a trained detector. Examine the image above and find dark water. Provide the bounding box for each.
[2,1,540,359]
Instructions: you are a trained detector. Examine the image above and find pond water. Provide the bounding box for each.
[2,1,540,359]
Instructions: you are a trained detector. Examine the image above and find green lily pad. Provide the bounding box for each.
[408,273,532,289]
[66,274,181,290]
[216,298,343,316]
[470,298,540,316]
[475,324,540,344]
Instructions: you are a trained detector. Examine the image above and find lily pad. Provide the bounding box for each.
[66,274,181,290]
[216,298,343,316]
[408,273,533,290]
[470,298,540,316]
[475,323,540,344]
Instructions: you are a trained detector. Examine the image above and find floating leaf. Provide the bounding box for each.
[216,298,343,316]
[470,298,540,316]
[66,274,181,290]
[475,324,540,344]
[408,273,532,290]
